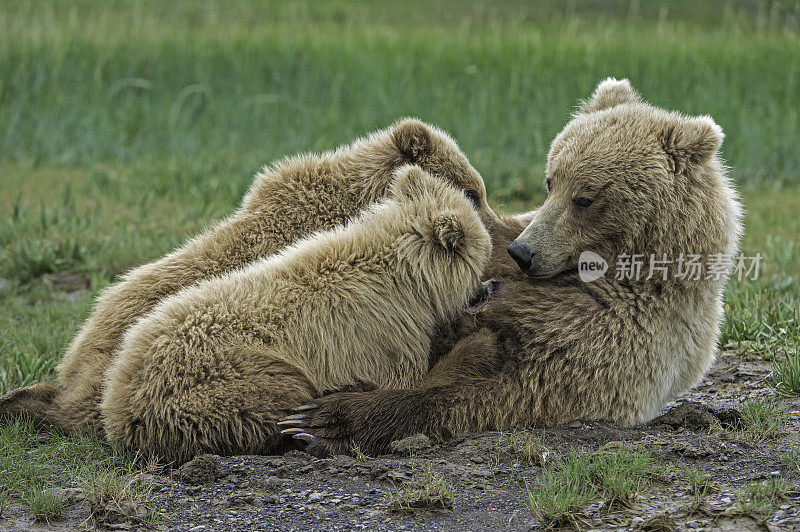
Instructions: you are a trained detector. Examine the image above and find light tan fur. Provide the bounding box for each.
[99,166,491,463]
[284,79,744,456]
[0,118,498,433]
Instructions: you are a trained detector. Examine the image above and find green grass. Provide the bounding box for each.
[0,0,799,523]
[388,466,455,512]
[0,418,158,523]
[523,448,667,526]
[782,448,800,473]
[738,477,792,517]
[683,467,715,515]
[28,489,65,523]
[771,347,800,397]
[737,397,787,441]
[720,187,800,358]
[497,432,551,466]
[1,1,799,193]
[684,467,714,498]
[351,446,371,462]
[523,453,597,528]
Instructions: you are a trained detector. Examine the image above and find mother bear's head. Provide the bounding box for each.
[508,78,741,286]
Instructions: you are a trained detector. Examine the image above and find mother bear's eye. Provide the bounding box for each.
[464,189,480,207]
[573,197,593,208]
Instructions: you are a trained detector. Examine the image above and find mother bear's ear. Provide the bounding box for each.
[580,77,640,113]
[659,115,724,174]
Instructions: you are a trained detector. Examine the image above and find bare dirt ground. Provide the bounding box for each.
[2,350,799,531]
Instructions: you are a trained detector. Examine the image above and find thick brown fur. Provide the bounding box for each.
[98,167,491,463]
[285,79,744,456]
[0,119,499,434]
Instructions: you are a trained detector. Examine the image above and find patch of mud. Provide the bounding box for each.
[2,351,799,531]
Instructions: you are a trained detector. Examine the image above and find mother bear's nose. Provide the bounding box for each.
[507,239,533,272]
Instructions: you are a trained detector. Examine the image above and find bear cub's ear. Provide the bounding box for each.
[392,118,433,162]
[581,77,640,113]
[432,213,466,251]
[660,115,724,173]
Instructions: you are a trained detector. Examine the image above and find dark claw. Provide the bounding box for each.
[277,419,306,428]
[280,427,306,436]
[292,403,319,412]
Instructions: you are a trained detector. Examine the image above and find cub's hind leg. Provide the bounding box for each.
[101,343,317,464]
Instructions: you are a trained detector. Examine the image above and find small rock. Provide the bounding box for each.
[177,454,220,485]
[386,470,410,481]
[638,514,676,531]
[670,440,712,459]
[651,402,717,431]
[471,468,492,478]
[368,464,389,479]
[390,434,433,454]
[308,492,325,503]
[298,465,314,474]
[567,420,582,428]
[228,493,256,506]
[47,486,84,503]
[189,527,206,532]
[330,455,356,469]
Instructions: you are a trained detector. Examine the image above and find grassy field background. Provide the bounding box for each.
[1,0,799,520]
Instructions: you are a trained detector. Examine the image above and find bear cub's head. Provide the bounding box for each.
[388,164,491,254]
[508,78,742,285]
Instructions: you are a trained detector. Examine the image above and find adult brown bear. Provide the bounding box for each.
[280,78,743,456]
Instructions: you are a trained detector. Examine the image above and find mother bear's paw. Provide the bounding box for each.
[278,395,362,457]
